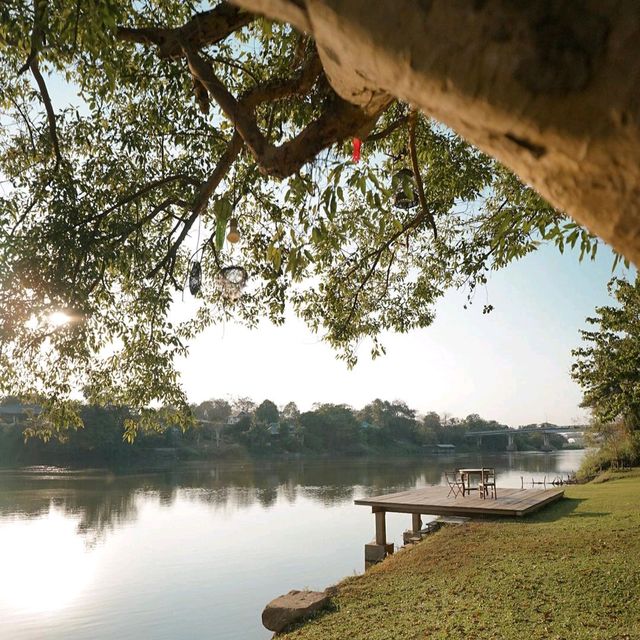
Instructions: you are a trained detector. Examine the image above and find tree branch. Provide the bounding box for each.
[184,47,388,179]
[408,110,437,239]
[7,95,37,154]
[29,59,62,171]
[19,0,62,170]
[340,190,439,311]
[239,49,323,108]
[117,3,254,59]
[193,132,243,214]
[17,0,46,75]
[102,198,191,244]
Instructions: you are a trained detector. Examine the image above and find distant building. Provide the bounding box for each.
[267,422,280,436]
[424,444,456,454]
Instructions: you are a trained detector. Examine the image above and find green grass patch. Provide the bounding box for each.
[283,471,640,640]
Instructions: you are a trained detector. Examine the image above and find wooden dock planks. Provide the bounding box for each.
[354,486,564,517]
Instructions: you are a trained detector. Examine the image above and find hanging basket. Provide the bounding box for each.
[393,167,418,209]
[215,265,248,301]
[189,261,202,296]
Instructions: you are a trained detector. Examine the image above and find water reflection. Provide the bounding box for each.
[0,452,583,544]
[0,510,100,613]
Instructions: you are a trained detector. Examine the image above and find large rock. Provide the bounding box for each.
[262,589,332,633]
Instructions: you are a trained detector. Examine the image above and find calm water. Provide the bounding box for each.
[0,451,584,640]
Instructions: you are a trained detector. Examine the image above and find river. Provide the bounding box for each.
[0,450,584,640]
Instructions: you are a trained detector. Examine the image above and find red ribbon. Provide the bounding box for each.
[352,137,362,162]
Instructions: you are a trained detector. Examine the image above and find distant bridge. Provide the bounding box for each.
[464,426,585,451]
[0,404,42,427]
[0,404,41,415]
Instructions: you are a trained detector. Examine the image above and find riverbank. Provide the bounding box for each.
[281,469,640,639]
[0,441,582,470]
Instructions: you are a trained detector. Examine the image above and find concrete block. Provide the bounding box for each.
[364,542,394,563]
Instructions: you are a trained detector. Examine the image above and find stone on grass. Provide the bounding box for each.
[262,589,331,633]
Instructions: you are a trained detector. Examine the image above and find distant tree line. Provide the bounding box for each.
[0,395,574,466]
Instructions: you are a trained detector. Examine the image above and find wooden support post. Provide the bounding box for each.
[412,513,422,533]
[374,508,386,545]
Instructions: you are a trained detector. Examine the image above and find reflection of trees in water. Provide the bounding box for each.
[0,452,580,543]
[0,472,140,548]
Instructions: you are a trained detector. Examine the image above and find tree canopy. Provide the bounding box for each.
[0,1,599,433]
[572,277,640,429]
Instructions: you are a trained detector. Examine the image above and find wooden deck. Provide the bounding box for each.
[355,486,564,518]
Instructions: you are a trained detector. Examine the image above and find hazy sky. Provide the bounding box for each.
[177,242,630,427]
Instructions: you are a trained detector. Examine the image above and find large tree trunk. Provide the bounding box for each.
[232,0,640,266]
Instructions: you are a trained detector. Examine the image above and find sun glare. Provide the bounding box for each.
[48,311,72,328]
[0,509,98,614]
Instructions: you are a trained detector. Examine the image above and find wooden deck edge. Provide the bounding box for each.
[516,488,565,516]
[353,502,533,517]
[354,488,565,519]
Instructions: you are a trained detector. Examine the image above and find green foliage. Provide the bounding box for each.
[572,276,640,477]
[0,403,154,465]
[300,404,361,452]
[0,2,599,435]
[193,398,232,423]
[577,428,640,482]
[255,398,279,425]
[572,276,640,427]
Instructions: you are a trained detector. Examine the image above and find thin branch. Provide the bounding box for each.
[344,205,432,282]
[332,195,440,336]
[209,55,261,84]
[80,174,200,228]
[7,95,37,154]
[102,197,191,244]
[408,109,437,239]
[340,247,385,336]
[378,251,396,304]
[147,132,243,279]
[9,195,40,237]
[192,132,243,214]
[71,0,81,51]
[366,113,407,142]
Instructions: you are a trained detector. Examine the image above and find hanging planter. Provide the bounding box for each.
[215,265,248,301]
[188,261,202,296]
[227,217,240,244]
[392,167,418,209]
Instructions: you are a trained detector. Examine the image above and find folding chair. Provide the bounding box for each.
[445,470,464,498]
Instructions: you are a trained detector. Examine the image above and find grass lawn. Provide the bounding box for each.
[282,471,640,640]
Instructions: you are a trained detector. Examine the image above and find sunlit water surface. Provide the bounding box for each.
[0,451,584,640]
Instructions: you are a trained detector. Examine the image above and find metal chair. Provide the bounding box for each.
[445,470,465,498]
[478,467,497,499]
